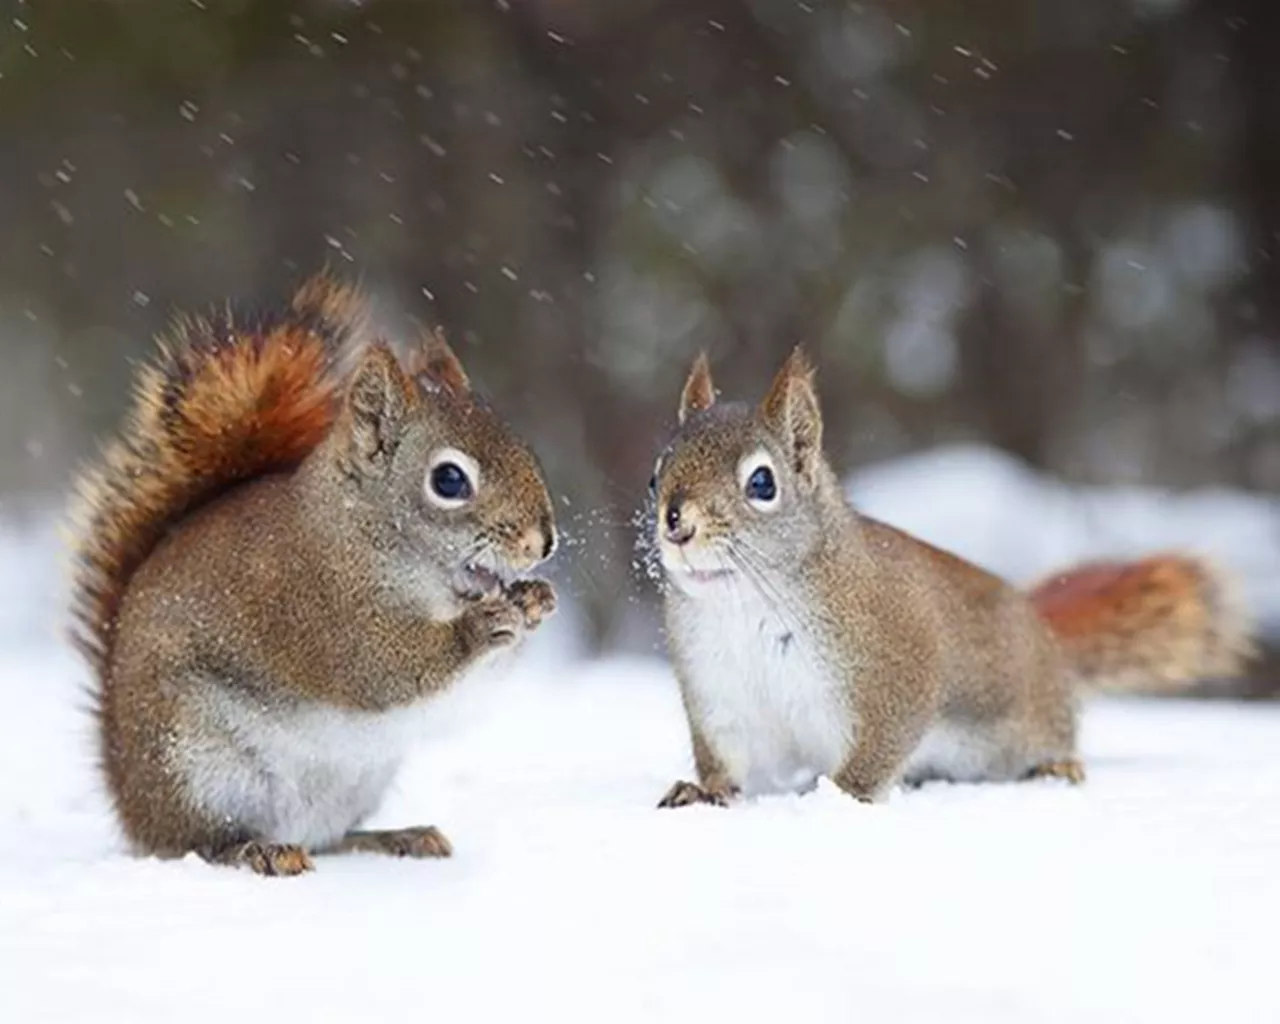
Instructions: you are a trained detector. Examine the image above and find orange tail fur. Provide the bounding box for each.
[1028,555,1255,692]
[67,273,369,684]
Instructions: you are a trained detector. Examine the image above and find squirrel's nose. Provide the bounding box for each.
[518,520,556,565]
[664,497,696,546]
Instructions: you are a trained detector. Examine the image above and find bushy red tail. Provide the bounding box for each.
[1028,554,1254,692]
[68,273,369,684]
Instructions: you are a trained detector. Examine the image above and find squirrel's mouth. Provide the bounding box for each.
[660,546,738,588]
[682,567,736,583]
[665,562,737,586]
[453,560,514,600]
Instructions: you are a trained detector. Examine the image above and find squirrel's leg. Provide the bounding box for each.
[976,720,1085,786]
[1019,674,1085,784]
[200,840,315,877]
[1024,758,1086,784]
[101,661,302,867]
[896,713,1086,787]
[328,826,453,859]
[830,716,923,803]
[658,720,740,808]
[981,670,1084,785]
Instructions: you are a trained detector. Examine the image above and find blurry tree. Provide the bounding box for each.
[0,0,1275,657]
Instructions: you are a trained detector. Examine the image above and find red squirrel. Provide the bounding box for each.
[649,349,1255,807]
[69,275,557,875]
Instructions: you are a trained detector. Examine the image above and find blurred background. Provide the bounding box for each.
[0,0,1277,683]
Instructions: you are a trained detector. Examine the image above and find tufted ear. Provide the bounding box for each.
[760,346,823,479]
[409,326,471,396]
[342,341,416,476]
[678,352,716,425]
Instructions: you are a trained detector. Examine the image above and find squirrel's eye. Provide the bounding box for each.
[428,461,474,508]
[425,448,480,509]
[744,465,777,506]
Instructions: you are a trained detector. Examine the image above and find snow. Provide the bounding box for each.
[3,642,1280,1021]
[2,446,1278,1023]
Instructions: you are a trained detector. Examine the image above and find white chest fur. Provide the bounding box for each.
[670,579,853,797]
[175,686,441,849]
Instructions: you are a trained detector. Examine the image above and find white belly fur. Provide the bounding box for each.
[174,685,441,849]
[673,582,853,797]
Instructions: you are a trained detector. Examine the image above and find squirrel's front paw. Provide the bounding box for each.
[657,779,737,809]
[505,578,557,630]
[459,595,526,654]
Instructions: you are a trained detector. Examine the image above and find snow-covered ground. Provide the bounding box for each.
[2,445,1278,1023]
[3,646,1280,1024]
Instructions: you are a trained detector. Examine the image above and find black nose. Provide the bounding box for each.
[664,495,695,545]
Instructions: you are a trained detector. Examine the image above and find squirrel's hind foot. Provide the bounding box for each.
[332,826,454,859]
[1023,758,1086,785]
[203,840,315,877]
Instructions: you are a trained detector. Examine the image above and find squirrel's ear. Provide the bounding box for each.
[760,347,823,478]
[410,326,471,396]
[342,341,416,476]
[678,352,716,425]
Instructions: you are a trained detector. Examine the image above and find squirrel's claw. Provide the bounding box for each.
[204,840,315,877]
[1023,758,1086,785]
[656,779,734,809]
[332,825,453,859]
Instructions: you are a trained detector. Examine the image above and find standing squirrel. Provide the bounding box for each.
[69,274,558,875]
[649,350,1254,808]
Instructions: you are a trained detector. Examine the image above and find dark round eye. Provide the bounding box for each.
[745,465,777,503]
[430,462,473,502]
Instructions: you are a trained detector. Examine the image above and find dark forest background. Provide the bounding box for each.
[0,0,1276,677]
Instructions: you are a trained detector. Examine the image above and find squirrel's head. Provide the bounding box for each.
[649,348,832,596]
[330,330,556,606]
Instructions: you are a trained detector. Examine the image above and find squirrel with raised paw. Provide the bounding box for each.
[649,349,1254,808]
[69,274,557,876]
